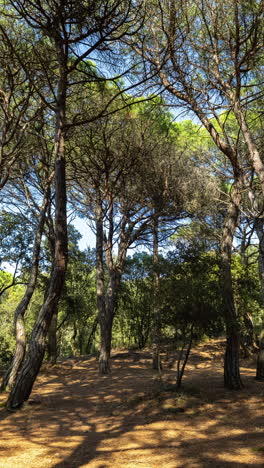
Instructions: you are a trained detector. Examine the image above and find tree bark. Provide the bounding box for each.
[45,201,58,364]
[232,100,264,198]
[99,270,121,374]
[241,311,255,357]
[256,338,264,381]
[152,212,162,371]
[46,312,58,364]
[7,55,68,409]
[95,196,123,374]
[98,308,113,374]
[1,192,49,392]
[95,199,108,373]
[255,218,264,380]
[85,316,98,354]
[176,324,194,388]
[220,182,243,390]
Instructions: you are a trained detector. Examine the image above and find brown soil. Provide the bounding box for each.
[0,339,264,468]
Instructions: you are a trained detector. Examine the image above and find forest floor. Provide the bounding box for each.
[0,339,264,468]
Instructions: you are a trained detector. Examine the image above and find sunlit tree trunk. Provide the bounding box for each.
[95,199,109,373]
[46,220,58,365]
[1,192,49,392]
[255,218,264,380]
[239,226,256,357]
[7,55,68,409]
[99,268,121,374]
[220,182,243,390]
[96,197,124,374]
[152,212,162,372]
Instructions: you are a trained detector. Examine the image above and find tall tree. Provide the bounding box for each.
[127,0,264,389]
[69,110,155,373]
[6,0,145,408]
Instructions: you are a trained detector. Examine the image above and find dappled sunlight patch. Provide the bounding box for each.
[0,339,264,467]
[217,447,263,464]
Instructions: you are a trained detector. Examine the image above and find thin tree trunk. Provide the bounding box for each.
[95,200,107,372]
[96,195,124,374]
[99,270,121,374]
[255,218,264,380]
[241,311,256,357]
[232,101,264,196]
[7,58,68,409]
[176,324,194,388]
[95,199,109,373]
[220,184,243,390]
[256,337,264,381]
[239,228,256,356]
[1,192,49,392]
[46,312,58,364]
[45,203,59,364]
[71,321,78,355]
[85,316,98,354]
[152,213,162,371]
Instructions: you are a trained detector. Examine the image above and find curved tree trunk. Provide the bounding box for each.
[220,183,243,390]
[1,192,49,392]
[7,58,68,409]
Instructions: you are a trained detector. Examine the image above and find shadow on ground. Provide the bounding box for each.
[0,341,263,467]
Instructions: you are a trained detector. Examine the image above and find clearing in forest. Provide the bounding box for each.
[0,339,264,467]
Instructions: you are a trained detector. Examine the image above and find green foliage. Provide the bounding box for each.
[0,212,34,267]
[0,271,25,367]
[114,253,154,348]
[0,2,263,363]
[231,251,264,334]
[161,247,223,337]
[55,230,97,357]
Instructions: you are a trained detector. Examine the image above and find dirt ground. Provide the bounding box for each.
[0,339,264,468]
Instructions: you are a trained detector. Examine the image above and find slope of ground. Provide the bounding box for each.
[0,339,263,467]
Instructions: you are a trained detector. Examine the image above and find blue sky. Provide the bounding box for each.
[72,217,96,250]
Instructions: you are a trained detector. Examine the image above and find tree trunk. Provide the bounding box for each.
[1,192,49,392]
[255,218,264,380]
[95,199,108,373]
[220,183,243,390]
[1,315,26,393]
[45,205,58,364]
[98,311,114,374]
[99,270,121,374]
[241,311,256,357]
[85,316,98,354]
[7,57,68,409]
[256,337,264,381]
[46,312,58,364]
[232,100,264,197]
[176,324,194,388]
[224,333,242,388]
[152,212,162,371]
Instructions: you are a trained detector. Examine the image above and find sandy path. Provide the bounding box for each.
[0,340,263,467]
